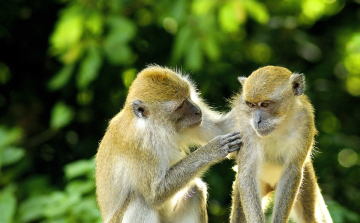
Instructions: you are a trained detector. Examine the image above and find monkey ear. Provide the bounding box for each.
[132,100,149,118]
[290,73,305,96]
[237,77,247,86]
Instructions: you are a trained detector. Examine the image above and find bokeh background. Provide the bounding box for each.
[1,0,360,222]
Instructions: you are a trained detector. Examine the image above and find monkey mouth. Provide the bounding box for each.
[254,127,275,137]
[189,119,202,128]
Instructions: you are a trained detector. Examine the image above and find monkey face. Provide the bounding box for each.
[172,98,202,131]
[244,100,282,137]
[131,98,202,132]
[237,66,306,138]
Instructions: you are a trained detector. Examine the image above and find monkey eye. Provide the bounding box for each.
[245,101,256,108]
[260,102,270,108]
[176,100,185,110]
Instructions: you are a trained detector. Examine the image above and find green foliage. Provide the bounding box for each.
[103,16,136,65]
[1,147,25,166]
[48,64,75,91]
[50,102,75,130]
[17,159,101,223]
[327,200,360,223]
[0,185,17,223]
[0,126,25,172]
[1,0,360,222]
[64,159,95,180]
[77,46,102,89]
[0,126,25,223]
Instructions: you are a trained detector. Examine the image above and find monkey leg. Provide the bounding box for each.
[121,197,160,223]
[170,178,208,223]
[291,162,333,223]
[229,177,246,223]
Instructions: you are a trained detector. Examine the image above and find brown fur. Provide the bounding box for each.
[243,66,292,102]
[127,66,190,103]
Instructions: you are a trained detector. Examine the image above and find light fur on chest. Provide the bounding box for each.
[257,132,302,187]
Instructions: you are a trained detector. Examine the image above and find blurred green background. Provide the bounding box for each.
[1,0,360,222]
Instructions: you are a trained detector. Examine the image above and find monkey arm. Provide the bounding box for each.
[237,150,265,223]
[146,132,242,207]
[190,108,238,145]
[272,163,303,223]
[146,149,216,207]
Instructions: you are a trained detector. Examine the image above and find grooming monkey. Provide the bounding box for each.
[95,65,242,223]
[229,66,332,223]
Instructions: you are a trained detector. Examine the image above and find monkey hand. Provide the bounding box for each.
[200,131,242,161]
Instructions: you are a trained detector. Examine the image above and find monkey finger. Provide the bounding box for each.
[227,139,243,147]
[227,145,242,153]
[223,133,241,145]
[227,131,240,137]
[222,131,240,139]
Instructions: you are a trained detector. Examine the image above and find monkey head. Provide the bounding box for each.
[238,66,305,137]
[126,66,202,132]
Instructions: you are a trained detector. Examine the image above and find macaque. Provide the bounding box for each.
[229,66,332,223]
[95,65,242,223]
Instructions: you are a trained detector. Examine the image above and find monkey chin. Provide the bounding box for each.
[188,119,203,129]
[254,127,274,138]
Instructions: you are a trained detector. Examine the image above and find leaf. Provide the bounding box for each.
[18,195,47,222]
[103,16,136,65]
[0,185,16,223]
[202,36,220,61]
[76,46,102,89]
[50,102,75,130]
[47,64,74,91]
[50,5,84,55]
[65,180,95,195]
[219,2,240,32]
[0,126,22,149]
[64,159,95,180]
[2,146,25,166]
[21,176,52,197]
[121,68,137,88]
[85,12,103,36]
[191,0,217,15]
[243,0,269,25]
[327,200,360,222]
[70,196,101,222]
[171,26,191,62]
[106,16,136,43]
[171,0,187,22]
[104,41,133,65]
[185,38,203,71]
[0,62,10,84]
[43,192,80,218]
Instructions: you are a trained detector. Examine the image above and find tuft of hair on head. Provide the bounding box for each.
[127,65,191,104]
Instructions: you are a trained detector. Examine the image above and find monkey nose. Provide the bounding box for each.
[256,119,262,128]
[194,106,202,116]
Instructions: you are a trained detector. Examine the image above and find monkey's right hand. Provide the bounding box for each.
[202,131,242,160]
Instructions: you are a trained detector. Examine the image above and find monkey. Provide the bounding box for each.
[228,66,333,223]
[95,65,242,223]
